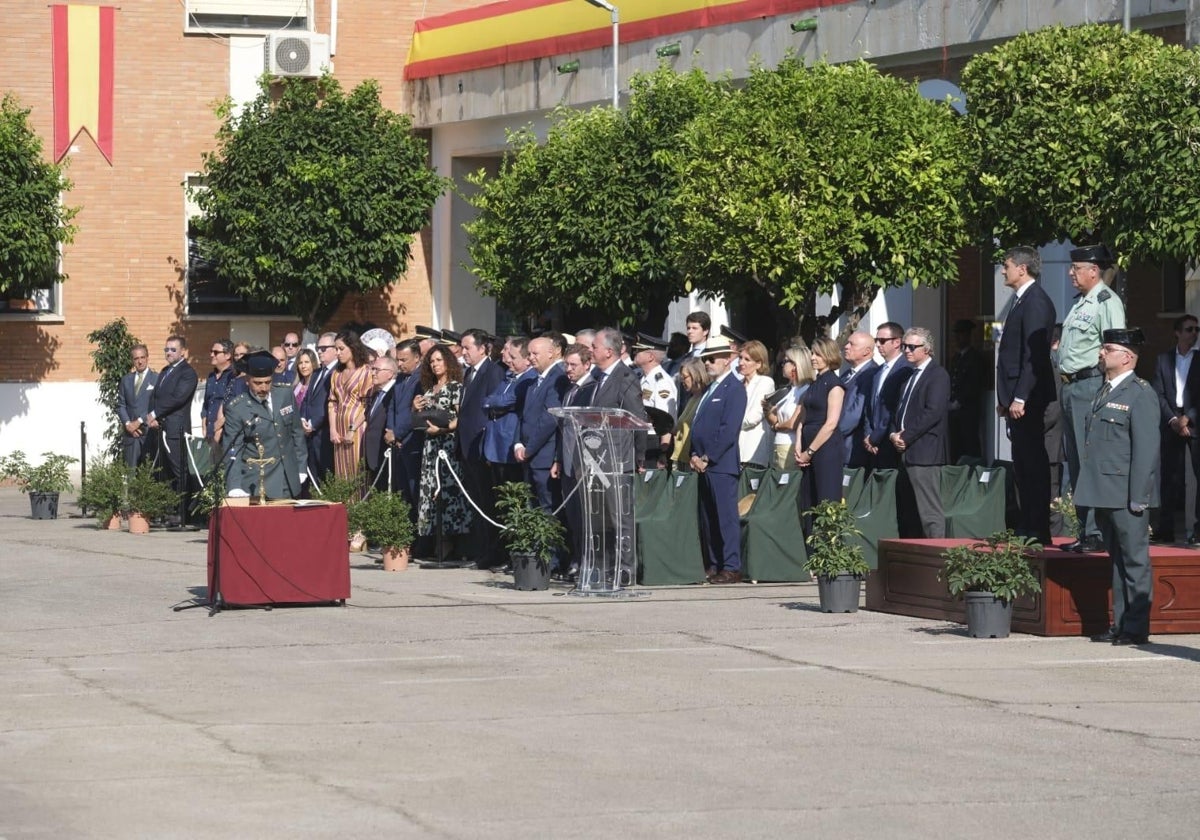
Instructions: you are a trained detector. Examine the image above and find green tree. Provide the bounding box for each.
[464,66,723,328]
[669,58,974,339]
[193,75,448,331]
[962,23,1200,261]
[0,93,77,297]
[86,318,141,459]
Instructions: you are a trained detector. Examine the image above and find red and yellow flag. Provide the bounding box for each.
[405,0,853,80]
[52,4,115,163]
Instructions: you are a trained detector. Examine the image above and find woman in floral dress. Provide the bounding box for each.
[416,345,473,542]
[327,330,373,481]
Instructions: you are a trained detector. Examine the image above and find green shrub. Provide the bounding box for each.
[496,481,566,563]
[805,499,869,579]
[0,450,76,494]
[939,530,1043,603]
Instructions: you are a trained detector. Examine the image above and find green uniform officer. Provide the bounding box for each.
[1058,244,1126,553]
[1073,328,1159,645]
[224,351,308,501]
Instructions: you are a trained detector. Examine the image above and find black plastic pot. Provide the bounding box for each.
[512,553,551,591]
[964,591,1013,638]
[817,573,861,613]
[29,492,60,520]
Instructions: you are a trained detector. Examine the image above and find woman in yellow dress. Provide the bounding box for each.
[327,330,373,481]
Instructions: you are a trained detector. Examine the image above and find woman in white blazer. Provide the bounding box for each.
[737,340,776,469]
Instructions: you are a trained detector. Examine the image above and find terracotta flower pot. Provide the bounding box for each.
[104,513,122,530]
[127,512,151,534]
[381,546,410,572]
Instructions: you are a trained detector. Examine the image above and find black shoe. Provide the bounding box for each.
[1061,539,1083,552]
[1069,535,1106,554]
[1112,633,1149,646]
[1150,532,1175,545]
[492,563,513,575]
[1090,628,1120,643]
[1188,534,1200,548]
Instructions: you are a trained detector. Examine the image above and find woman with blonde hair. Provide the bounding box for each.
[671,357,712,471]
[737,340,776,469]
[795,336,846,513]
[764,347,815,470]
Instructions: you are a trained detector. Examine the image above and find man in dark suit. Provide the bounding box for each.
[838,331,880,467]
[1077,329,1160,645]
[690,336,748,584]
[224,352,308,501]
[588,327,648,467]
[483,336,536,485]
[551,343,596,581]
[300,332,338,483]
[863,321,912,470]
[996,246,1059,543]
[889,327,951,538]
[362,355,398,490]
[385,339,426,516]
[457,328,506,569]
[515,335,570,512]
[949,319,986,462]
[1150,313,1200,544]
[147,334,199,499]
[116,344,157,468]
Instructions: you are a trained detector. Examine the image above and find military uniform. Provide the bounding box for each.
[1073,366,1159,642]
[1059,276,1125,544]
[224,382,308,500]
[640,364,678,419]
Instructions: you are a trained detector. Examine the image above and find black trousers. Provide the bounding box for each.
[1008,402,1051,540]
[1157,424,1200,539]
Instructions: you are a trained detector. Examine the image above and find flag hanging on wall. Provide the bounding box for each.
[52,4,115,163]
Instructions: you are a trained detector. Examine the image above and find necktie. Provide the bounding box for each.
[464,365,476,388]
[898,369,921,427]
[566,384,579,406]
[1093,381,1112,410]
[371,389,385,416]
[694,382,717,418]
[875,362,890,397]
[135,370,145,394]
[842,368,856,386]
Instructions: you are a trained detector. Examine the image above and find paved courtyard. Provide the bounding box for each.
[2,486,1199,838]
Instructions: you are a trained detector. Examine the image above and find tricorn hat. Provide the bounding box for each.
[245,351,278,378]
[1102,328,1145,351]
[719,325,750,345]
[1069,244,1114,266]
[414,325,442,340]
[633,332,668,352]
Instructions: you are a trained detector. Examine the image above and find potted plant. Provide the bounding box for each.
[496,481,566,591]
[939,530,1043,638]
[805,499,870,612]
[314,469,368,548]
[0,450,78,519]
[124,462,180,533]
[77,457,129,529]
[348,491,416,571]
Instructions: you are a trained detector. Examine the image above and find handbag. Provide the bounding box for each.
[765,386,792,408]
[412,408,453,430]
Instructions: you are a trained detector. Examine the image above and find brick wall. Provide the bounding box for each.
[0,0,478,384]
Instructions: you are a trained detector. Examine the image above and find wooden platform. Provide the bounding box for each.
[865,538,1200,636]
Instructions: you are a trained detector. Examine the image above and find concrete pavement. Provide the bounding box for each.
[2,486,1199,838]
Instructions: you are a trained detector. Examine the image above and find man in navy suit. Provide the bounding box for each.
[362,355,398,490]
[300,332,338,483]
[147,334,199,498]
[483,336,536,485]
[890,328,951,538]
[838,331,880,467]
[457,328,506,569]
[690,336,748,584]
[1150,314,1200,544]
[516,335,570,512]
[116,344,157,468]
[996,246,1059,543]
[385,339,425,516]
[863,321,912,470]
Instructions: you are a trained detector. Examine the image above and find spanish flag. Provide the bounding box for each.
[52,4,115,163]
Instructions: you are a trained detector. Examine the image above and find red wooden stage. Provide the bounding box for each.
[866,538,1200,636]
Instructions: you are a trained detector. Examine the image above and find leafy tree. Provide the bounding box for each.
[464,66,724,328]
[193,75,447,331]
[87,318,141,459]
[961,24,1200,261]
[668,58,974,339]
[0,93,77,297]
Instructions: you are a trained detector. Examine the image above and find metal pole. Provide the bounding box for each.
[610,8,619,109]
[1123,0,1131,32]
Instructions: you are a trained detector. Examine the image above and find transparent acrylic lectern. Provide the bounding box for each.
[549,406,653,597]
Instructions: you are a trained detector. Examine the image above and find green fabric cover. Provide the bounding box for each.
[741,467,809,582]
[636,469,706,585]
[842,467,899,569]
[941,463,1007,539]
[738,466,770,501]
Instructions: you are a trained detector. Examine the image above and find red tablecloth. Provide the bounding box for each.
[206,504,351,606]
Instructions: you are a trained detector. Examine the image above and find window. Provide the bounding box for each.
[184,0,310,35]
[0,284,59,315]
[185,175,288,317]
[1162,257,1187,314]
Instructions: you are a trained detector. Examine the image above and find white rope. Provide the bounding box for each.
[435,450,507,530]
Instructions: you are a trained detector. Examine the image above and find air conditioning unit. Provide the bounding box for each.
[264,33,330,78]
